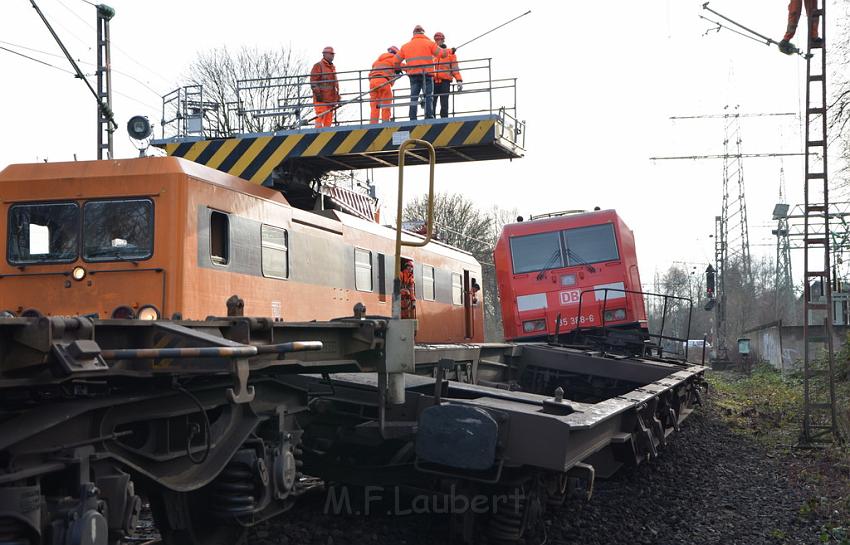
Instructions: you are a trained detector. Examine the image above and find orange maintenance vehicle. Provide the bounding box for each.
[0,157,483,343]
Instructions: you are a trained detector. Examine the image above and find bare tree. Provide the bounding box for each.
[183,45,307,137]
[403,193,516,341]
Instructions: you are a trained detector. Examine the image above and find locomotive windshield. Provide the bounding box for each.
[6,198,154,265]
[510,223,619,274]
[7,202,80,264]
[83,199,154,261]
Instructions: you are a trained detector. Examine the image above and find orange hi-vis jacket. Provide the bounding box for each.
[395,34,449,77]
[369,52,400,84]
[434,50,462,84]
[310,59,340,103]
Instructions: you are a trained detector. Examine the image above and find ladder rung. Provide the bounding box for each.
[806,172,826,180]
[807,140,825,148]
[806,205,826,212]
[806,270,826,277]
[808,107,825,115]
[809,74,824,82]
[805,369,829,378]
[805,237,827,245]
[807,302,828,310]
[806,336,827,343]
[807,403,834,410]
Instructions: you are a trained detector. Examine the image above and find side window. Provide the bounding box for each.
[209,210,229,265]
[423,265,436,301]
[355,248,373,291]
[451,272,463,305]
[261,224,288,279]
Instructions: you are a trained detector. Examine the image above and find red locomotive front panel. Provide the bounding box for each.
[494,209,647,341]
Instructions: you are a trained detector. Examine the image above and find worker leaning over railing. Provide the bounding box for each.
[393,25,451,121]
[310,46,341,128]
[369,46,402,124]
[432,32,462,119]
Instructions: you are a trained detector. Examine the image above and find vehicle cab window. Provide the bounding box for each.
[83,199,154,262]
[7,202,79,264]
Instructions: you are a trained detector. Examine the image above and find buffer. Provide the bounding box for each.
[152,58,525,187]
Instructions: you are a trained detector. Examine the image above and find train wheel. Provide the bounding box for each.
[486,483,544,544]
[0,517,32,545]
[150,490,247,545]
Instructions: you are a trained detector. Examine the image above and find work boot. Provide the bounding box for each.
[778,39,795,55]
[810,37,824,49]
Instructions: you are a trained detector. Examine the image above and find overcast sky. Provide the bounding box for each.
[1,0,847,288]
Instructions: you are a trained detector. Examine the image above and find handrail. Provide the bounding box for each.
[574,287,693,358]
[159,57,522,139]
[392,139,436,320]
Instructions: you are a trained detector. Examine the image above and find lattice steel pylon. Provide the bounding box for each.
[721,105,754,287]
[774,167,794,319]
[800,0,840,445]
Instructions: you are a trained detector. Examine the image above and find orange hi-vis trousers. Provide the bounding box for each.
[369,78,393,123]
[784,0,819,41]
[313,102,334,128]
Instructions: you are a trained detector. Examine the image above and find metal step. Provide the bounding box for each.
[809,74,824,82]
[808,107,826,115]
[806,205,826,212]
[806,271,826,277]
[807,302,828,310]
[807,140,825,148]
[806,172,826,180]
[805,237,827,245]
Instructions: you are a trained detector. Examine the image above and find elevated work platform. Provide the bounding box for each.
[154,113,523,185]
[151,58,524,185]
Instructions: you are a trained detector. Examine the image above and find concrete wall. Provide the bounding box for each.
[748,323,849,373]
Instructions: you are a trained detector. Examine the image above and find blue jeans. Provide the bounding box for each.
[409,74,434,120]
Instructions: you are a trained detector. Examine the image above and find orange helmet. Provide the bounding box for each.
[434,32,445,40]
[322,46,335,54]
[388,45,399,54]
[413,25,425,34]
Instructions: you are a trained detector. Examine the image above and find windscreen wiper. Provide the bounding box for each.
[536,249,563,280]
[566,248,596,273]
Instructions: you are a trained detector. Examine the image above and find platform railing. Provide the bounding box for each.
[159,57,522,142]
[574,288,694,360]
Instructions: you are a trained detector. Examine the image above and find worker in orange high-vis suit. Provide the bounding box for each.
[310,47,340,128]
[394,25,450,120]
[369,46,401,124]
[399,260,416,319]
[432,32,462,119]
[778,0,822,55]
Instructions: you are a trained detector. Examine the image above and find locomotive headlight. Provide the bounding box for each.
[72,266,86,281]
[111,305,136,319]
[522,319,547,333]
[603,309,627,322]
[560,274,577,286]
[137,305,160,321]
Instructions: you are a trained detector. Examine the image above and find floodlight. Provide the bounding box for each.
[127,116,152,140]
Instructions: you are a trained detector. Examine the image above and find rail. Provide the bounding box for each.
[159,57,523,143]
[574,287,694,359]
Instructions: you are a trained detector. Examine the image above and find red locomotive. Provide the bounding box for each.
[494,209,648,347]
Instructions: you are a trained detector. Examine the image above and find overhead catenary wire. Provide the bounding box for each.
[29,0,117,130]
[0,44,73,74]
[53,0,173,88]
[0,39,162,98]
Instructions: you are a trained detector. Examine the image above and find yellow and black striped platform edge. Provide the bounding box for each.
[162,118,497,185]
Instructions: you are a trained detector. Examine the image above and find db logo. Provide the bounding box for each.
[559,289,581,306]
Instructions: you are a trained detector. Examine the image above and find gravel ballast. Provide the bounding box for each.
[243,405,824,545]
